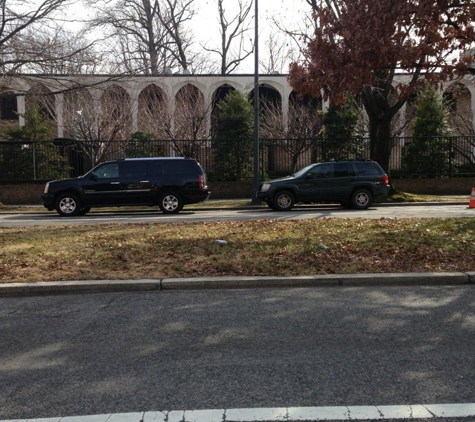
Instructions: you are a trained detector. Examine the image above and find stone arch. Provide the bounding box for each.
[63,87,94,139]
[26,83,55,120]
[174,83,207,140]
[248,83,282,106]
[210,84,237,138]
[101,84,132,141]
[251,84,283,137]
[444,82,472,134]
[0,90,18,121]
[172,81,205,98]
[138,84,169,136]
[287,92,323,137]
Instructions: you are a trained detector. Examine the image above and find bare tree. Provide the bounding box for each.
[87,0,200,75]
[9,27,103,75]
[202,0,253,75]
[259,30,299,74]
[166,84,211,159]
[260,97,323,174]
[269,0,317,67]
[0,0,96,75]
[60,86,133,165]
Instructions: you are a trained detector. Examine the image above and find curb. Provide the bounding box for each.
[1,272,474,297]
[0,200,470,214]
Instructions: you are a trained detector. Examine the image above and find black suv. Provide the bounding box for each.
[257,160,390,211]
[42,157,210,216]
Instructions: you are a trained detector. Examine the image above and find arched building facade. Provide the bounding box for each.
[1,73,475,138]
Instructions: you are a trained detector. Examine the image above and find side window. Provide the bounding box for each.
[94,163,120,179]
[354,162,382,176]
[309,164,331,178]
[161,160,195,176]
[124,161,147,179]
[334,163,355,177]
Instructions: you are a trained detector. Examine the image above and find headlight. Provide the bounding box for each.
[43,182,49,194]
[260,183,272,192]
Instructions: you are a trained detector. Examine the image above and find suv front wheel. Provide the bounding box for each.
[273,190,295,211]
[55,193,81,217]
[351,189,372,210]
[159,191,183,214]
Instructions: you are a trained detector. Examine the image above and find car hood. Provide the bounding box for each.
[48,176,84,185]
[262,175,295,184]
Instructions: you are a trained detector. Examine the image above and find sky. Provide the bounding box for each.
[65,0,310,74]
[193,0,308,72]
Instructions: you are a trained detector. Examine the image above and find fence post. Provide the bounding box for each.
[32,142,37,180]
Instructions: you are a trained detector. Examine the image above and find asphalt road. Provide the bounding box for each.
[1,285,475,420]
[0,203,473,227]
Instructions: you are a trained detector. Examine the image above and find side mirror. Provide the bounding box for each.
[305,173,314,180]
[90,173,98,181]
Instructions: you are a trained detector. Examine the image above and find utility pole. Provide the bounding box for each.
[252,0,261,204]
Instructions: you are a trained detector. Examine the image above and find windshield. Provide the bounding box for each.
[293,164,316,178]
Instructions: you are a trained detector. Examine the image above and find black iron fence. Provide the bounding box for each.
[1,136,475,182]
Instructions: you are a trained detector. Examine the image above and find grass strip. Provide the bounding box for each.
[1,218,474,282]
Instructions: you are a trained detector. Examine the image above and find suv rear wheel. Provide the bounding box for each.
[55,193,81,217]
[273,190,295,211]
[159,191,183,214]
[351,189,372,210]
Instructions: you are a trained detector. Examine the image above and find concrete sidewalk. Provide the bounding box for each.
[1,272,474,297]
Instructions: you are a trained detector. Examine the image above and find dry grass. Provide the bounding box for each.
[1,218,474,283]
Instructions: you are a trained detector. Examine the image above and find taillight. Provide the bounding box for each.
[382,174,389,186]
[199,174,205,189]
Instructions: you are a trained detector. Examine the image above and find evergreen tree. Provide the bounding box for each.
[322,97,362,160]
[125,131,163,158]
[1,106,69,180]
[213,90,254,181]
[404,84,452,176]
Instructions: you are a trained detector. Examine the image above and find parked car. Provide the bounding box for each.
[42,157,210,216]
[257,159,390,211]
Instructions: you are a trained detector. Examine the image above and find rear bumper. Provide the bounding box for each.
[184,190,211,204]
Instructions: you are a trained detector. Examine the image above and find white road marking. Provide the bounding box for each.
[3,403,475,422]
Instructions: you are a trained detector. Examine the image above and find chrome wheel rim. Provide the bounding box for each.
[277,194,292,209]
[355,192,369,207]
[162,195,179,211]
[59,197,77,214]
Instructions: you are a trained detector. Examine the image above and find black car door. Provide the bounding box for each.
[81,162,124,205]
[331,162,357,201]
[298,163,334,202]
[120,160,155,204]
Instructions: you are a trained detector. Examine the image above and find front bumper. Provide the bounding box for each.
[41,193,55,210]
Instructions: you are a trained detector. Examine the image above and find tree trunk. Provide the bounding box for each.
[361,83,398,175]
[368,113,392,174]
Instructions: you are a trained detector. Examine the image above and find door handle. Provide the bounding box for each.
[110,182,120,184]
[140,181,149,183]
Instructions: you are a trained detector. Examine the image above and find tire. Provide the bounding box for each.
[351,189,372,210]
[266,200,278,211]
[55,193,81,217]
[159,191,183,214]
[273,190,295,211]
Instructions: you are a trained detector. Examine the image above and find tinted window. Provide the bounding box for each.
[354,162,383,176]
[308,163,331,178]
[334,162,355,177]
[145,159,200,177]
[94,163,120,179]
[124,161,147,179]
[161,160,197,175]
